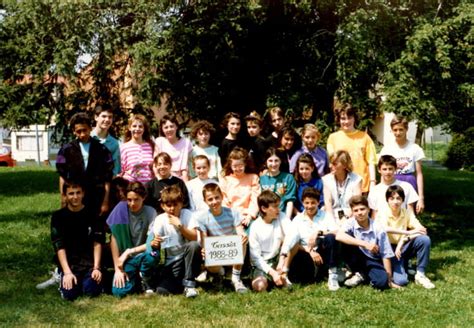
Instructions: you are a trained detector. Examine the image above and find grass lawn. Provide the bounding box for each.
[0,166,473,327]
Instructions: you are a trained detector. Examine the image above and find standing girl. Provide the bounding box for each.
[155,114,193,182]
[276,126,300,173]
[293,153,324,213]
[218,112,244,167]
[326,104,377,193]
[189,120,222,180]
[265,106,286,147]
[219,147,261,227]
[260,148,297,220]
[290,123,329,177]
[380,115,425,214]
[120,114,155,184]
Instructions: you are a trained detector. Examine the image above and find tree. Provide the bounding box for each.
[382,1,473,134]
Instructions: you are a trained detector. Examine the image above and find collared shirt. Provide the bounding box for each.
[281,209,337,254]
[289,146,329,177]
[375,206,422,244]
[342,217,394,260]
[368,180,419,211]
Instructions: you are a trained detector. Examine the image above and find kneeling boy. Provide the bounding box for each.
[280,187,340,290]
[336,195,398,290]
[195,183,249,293]
[51,182,104,301]
[248,190,292,292]
[376,185,434,288]
[148,185,201,298]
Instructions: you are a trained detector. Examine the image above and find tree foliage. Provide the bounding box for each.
[383,1,473,133]
[0,0,471,137]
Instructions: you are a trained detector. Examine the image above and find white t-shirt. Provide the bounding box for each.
[368,180,419,211]
[151,208,198,265]
[249,213,291,273]
[186,177,217,211]
[380,141,425,175]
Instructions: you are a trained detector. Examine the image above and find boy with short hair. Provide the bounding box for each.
[148,185,202,298]
[248,190,292,292]
[336,195,398,290]
[56,112,114,218]
[280,187,340,290]
[376,185,434,289]
[91,104,121,177]
[186,155,217,211]
[368,155,419,218]
[51,182,104,301]
[244,111,268,172]
[195,183,249,293]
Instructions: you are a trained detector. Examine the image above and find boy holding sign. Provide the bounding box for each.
[196,183,249,293]
[249,190,292,292]
[148,185,202,298]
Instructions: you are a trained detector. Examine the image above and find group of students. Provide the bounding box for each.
[42,102,435,301]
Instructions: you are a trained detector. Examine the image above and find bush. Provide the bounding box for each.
[444,127,474,171]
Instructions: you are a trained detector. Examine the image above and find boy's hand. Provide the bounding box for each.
[62,272,77,290]
[239,233,248,246]
[310,250,323,265]
[416,199,425,214]
[395,245,402,260]
[201,248,206,259]
[91,268,102,283]
[117,249,132,270]
[99,201,109,217]
[364,242,379,255]
[168,214,181,228]
[269,269,283,286]
[113,270,129,289]
[241,214,252,227]
[151,236,163,249]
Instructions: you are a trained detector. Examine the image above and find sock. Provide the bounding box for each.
[231,269,241,283]
[329,267,338,275]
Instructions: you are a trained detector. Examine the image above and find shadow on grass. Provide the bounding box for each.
[0,210,53,223]
[0,169,57,196]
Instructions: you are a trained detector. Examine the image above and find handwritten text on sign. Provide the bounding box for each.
[204,235,244,267]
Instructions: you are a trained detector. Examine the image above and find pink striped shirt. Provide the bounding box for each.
[120,141,154,184]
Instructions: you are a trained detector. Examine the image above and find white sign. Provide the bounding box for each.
[204,235,244,267]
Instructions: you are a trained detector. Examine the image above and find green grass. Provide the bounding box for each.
[423,142,449,163]
[0,166,473,327]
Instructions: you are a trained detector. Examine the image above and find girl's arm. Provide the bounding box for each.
[415,161,425,214]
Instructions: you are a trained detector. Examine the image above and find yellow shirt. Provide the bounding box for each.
[327,130,377,192]
[375,206,422,244]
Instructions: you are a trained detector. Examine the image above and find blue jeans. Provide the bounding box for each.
[343,245,390,290]
[392,235,431,286]
[112,252,160,297]
[60,270,102,301]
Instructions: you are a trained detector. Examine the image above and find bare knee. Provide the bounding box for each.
[252,277,268,292]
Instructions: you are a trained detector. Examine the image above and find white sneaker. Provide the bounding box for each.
[184,287,199,298]
[415,273,435,289]
[232,279,248,294]
[337,268,350,283]
[344,272,365,287]
[36,268,61,289]
[282,275,293,289]
[328,273,340,291]
[195,270,208,282]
